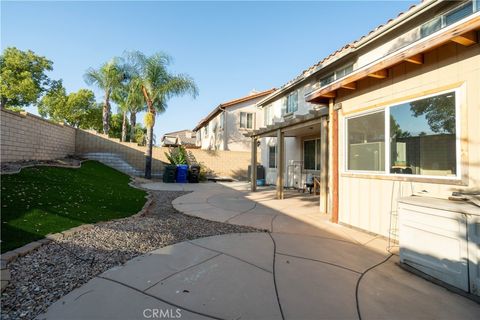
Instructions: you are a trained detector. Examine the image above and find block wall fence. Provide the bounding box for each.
[1,109,251,179]
[1,109,76,162]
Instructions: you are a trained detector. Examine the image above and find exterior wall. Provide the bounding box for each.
[262,84,318,125]
[75,129,251,179]
[197,112,224,150]
[0,109,76,162]
[196,95,266,152]
[336,42,480,237]
[224,101,260,151]
[261,135,322,188]
[259,84,323,187]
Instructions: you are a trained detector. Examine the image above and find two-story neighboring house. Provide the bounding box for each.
[161,130,197,148]
[193,89,275,151]
[248,0,480,242]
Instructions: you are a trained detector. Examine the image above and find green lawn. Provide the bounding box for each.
[1,161,147,253]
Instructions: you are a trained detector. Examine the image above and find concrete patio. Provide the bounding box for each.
[39,182,480,320]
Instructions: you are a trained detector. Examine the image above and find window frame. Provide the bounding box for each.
[303,138,321,171]
[286,91,298,114]
[268,145,277,169]
[264,104,273,126]
[343,88,461,181]
[239,112,254,129]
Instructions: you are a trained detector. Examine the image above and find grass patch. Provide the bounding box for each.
[1,161,147,253]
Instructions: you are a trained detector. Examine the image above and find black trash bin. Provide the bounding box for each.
[162,165,176,183]
[188,165,200,183]
[247,165,265,181]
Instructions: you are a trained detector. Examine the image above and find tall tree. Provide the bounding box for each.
[0,47,53,110]
[130,51,198,179]
[111,77,145,142]
[38,81,98,128]
[84,58,125,135]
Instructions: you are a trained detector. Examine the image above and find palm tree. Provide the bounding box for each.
[111,86,129,142]
[126,77,145,142]
[84,59,125,135]
[111,77,145,142]
[130,51,198,179]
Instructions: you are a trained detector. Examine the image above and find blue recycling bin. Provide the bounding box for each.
[176,164,188,183]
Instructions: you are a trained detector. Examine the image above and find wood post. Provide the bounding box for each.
[276,129,284,199]
[319,116,328,213]
[251,137,257,192]
[330,99,339,223]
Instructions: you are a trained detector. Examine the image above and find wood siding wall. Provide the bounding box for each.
[336,41,480,237]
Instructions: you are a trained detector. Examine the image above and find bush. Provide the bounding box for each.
[165,146,188,165]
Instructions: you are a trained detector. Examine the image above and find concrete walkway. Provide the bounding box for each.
[39,182,480,320]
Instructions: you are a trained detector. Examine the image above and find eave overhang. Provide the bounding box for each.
[306,13,480,104]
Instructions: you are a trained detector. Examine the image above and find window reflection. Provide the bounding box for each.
[390,92,456,176]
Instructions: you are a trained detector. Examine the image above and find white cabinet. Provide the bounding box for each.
[398,197,480,296]
[468,214,480,295]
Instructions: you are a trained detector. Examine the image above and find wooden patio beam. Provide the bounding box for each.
[367,69,388,79]
[404,53,424,65]
[341,82,357,90]
[320,91,337,98]
[451,30,478,46]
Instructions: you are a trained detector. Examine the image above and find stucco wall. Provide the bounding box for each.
[75,129,251,179]
[337,41,480,237]
[197,95,266,152]
[0,109,76,163]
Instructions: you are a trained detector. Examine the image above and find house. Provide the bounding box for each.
[193,89,276,151]
[249,0,480,239]
[161,129,197,148]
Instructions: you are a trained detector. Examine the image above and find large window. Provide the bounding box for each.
[240,112,253,129]
[347,111,385,172]
[346,91,459,178]
[269,146,276,168]
[286,91,298,114]
[304,139,321,170]
[390,92,456,176]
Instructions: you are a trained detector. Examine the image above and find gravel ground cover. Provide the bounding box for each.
[0,191,260,320]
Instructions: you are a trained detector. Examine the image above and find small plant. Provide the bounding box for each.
[165,146,188,165]
[198,163,208,181]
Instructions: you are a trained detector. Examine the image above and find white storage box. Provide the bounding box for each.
[398,196,480,295]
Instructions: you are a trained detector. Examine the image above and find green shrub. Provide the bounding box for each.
[165,146,188,165]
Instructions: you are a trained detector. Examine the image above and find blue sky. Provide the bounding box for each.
[1,0,417,139]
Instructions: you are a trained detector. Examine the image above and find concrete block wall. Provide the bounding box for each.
[1,109,76,162]
[75,130,251,179]
[0,109,251,179]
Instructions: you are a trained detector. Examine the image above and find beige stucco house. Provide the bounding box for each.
[249,0,480,239]
[193,89,275,151]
